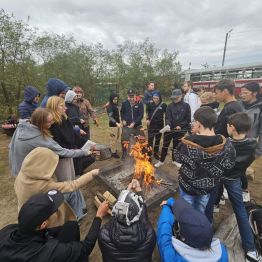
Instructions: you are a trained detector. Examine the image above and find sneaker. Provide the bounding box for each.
[154,161,164,168]
[111,152,120,159]
[246,251,262,262]
[243,191,250,202]
[213,205,220,213]
[172,161,182,168]
[219,196,226,205]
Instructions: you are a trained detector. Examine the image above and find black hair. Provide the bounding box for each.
[193,106,217,130]
[214,79,235,95]
[241,82,260,95]
[228,112,251,134]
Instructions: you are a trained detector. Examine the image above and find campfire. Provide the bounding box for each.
[130,136,161,188]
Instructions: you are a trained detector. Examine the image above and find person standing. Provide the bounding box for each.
[182,81,201,121]
[240,82,262,157]
[107,93,121,158]
[155,89,191,168]
[146,91,167,160]
[143,81,156,105]
[40,78,70,108]
[120,89,144,159]
[18,85,41,119]
[73,86,98,140]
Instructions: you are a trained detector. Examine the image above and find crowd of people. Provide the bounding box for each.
[0,78,262,261]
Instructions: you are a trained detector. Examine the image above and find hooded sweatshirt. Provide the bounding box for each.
[107,94,120,127]
[18,86,40,119]
[14,147,97,210]
[40,78,69,108]
[242,100,262,156]
[175,136,236,195]
[64,90,83,127]
[146,92,167,129]
[9,121,86,176]
[157,201,228,262]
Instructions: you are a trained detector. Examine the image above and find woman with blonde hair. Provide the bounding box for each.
[9,108,89,177]
[46,96,95,177]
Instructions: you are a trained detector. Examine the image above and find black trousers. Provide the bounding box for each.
[160,131,186,162]
[73,155,95,176]
[148,127,162,156]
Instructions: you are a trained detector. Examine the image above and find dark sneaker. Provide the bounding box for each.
[246,251,262,262]
[112,152,120,158]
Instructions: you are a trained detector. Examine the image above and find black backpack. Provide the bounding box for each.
[245,200,262,254]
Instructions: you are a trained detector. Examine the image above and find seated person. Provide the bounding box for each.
[98,179,156,262]
[15,147,99,221]
[157,197,228,262]
[0,190,108,262]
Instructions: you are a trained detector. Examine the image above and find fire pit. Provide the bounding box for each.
[97,163,178,207]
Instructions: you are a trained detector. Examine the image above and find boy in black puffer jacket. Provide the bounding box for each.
[98,180,156,262]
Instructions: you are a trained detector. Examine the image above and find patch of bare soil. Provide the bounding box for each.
[1,123,262,261]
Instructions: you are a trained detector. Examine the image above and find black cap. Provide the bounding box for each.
[18,190,64,233]
[170,89,182,99]
[127,89,135,96]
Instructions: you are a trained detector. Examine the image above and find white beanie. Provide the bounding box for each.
[65,90,77,103]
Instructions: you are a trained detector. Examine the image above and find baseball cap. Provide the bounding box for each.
[170,89,182,99]
[112,190,144,226]
[172,198,213,248]
[18,190,64,233]
[127,89,135,96]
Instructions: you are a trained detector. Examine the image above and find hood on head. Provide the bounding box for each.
[19,147,59,180]
[46,78,69,96]
[65,90,77,103]
[109,93,119,104]
[24,86,40,103]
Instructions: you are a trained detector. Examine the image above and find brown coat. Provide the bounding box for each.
[14,147,97,225]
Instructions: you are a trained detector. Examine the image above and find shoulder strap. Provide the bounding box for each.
[150,102,163,121]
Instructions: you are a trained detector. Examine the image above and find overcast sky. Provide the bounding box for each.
[2,0,262,69]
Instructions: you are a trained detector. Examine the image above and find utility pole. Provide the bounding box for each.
[222,29,233,66]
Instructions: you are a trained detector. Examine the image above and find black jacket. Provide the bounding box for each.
[0,218,101,262]
[166,101,191,131]
[174,135,236,195]
[98,205,156,262]
[120,100,144,127]
[65,102,83,128]
[49,117,86,149]
[107,94,120,127]
[146,96,167,129]
[215,101,243,137]
[223,137,257,179]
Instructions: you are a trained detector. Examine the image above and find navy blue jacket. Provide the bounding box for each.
[120,100,144,127]
[18,86,40,119]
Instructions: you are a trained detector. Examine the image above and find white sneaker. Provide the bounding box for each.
[154,161,164,168]
[243,191,250,202]
[223,189,229,200]
[246,251,262,262]
[172,161,182,168]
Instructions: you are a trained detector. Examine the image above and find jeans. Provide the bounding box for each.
[179,186,210,214]
[206,178,255,252]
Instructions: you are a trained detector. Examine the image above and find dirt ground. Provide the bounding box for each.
[1,115,262,262]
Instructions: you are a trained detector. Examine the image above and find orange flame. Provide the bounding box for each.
[130,137,161,188]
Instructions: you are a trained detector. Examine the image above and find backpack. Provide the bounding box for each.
[245,200,262,254]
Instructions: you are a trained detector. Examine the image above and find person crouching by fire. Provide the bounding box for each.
[120,89,144,160]
[98,179,156,262]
